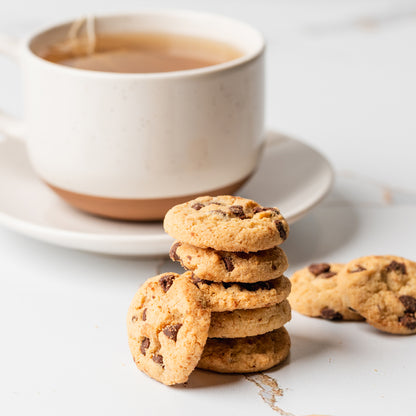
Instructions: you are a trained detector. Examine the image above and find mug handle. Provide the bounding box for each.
[0,34,25,140]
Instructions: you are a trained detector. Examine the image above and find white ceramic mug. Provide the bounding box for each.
[0,10,265,220]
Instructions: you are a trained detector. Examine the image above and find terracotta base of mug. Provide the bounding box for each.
[46,176,250,221]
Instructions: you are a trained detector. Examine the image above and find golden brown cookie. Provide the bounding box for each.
[339,255,416,334]
[163,195,289,252]
[126,272,211,385]
[190,274,291,312]
[170,241,288,283]
[288,263,363,321]
[208,300,291,338]
[198,327,291,373]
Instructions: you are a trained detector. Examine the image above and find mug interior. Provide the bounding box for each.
[28,10,264,73]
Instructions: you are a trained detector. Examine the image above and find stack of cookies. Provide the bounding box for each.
[126,195,292,385]
[165,195,292,374]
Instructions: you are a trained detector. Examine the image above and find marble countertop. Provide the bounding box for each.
[1,1,415,415]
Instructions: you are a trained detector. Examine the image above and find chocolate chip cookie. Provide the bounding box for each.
[127,272,211,385]
[339,255,416,334]
[164,195,289,252]
[190,273,291,312]
[170,242,288,283]
[208,300,291,338]
[198,327,291,373]
[288,263,363,321]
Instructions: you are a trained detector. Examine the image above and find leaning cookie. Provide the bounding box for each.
[190,273,291,312]
[208,300,291,338]
[288,263,363,321]
[170,242,288,283]
[339,255,416,334]
[126,272,211,385]
[164,195,289,252]
[198,327,291,373]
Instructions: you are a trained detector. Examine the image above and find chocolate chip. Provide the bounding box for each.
[349,265,366,273]
[191,202,204,210]
[271,264,277,271]
[141,308,147,321]
[152,354,164,365]
[169,242,181,262]
[229,205,246,219]
[398,313,416,330]
[253,206,280,215]
[131,315,138,323]
[348,306,358,313]
[235,252,251,260]
[211,201,224,206]
[320,307,343,320]
[385,261,407,274]
[159,274,176,292]
[319,272,337,279]
[308,263,331,276]
[399,295,416,313]
[140,338,150,355]
[162,324,182,342]
[268,207,280,215]
[275,221,287,240]
[221,255,234,272]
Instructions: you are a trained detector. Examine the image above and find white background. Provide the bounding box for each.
[1,1,416,415]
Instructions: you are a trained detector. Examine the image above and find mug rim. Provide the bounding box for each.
[23,9,266,79]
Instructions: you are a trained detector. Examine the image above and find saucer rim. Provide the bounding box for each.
[0,133,333,255]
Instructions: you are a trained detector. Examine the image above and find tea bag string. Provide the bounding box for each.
[67,15,96,55]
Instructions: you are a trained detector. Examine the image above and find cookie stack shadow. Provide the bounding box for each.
[165,196,292,373]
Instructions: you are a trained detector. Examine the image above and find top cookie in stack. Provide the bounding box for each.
[164,195,292,373]
[164,195,289,253]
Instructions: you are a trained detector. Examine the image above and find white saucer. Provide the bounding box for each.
[0,132,333,256]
